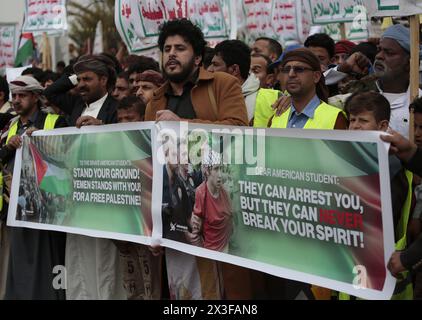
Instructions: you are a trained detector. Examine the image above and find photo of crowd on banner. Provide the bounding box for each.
[17,135,72,225]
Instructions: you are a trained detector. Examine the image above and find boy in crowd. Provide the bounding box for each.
[117,96,146,123]
[114,95,162,300]
[345,91,414,299]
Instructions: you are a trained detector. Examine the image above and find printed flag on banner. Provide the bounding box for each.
[29,142,71,196]
[14,33,35,67]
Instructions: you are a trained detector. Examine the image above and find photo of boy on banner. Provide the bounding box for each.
[161,138,235,253]
[186,148,233,253]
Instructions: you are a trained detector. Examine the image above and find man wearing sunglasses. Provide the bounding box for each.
[270,48,347,130]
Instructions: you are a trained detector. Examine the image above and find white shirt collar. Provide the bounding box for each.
[81,93,108,118]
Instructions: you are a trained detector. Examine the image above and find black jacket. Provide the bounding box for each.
[44,75,117,126]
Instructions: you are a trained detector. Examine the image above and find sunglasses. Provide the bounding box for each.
[280,66,315,74]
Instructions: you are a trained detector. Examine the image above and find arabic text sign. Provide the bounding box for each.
[367,0,422,17]
[309,0,366,24]
[23,0,68,32]
[116,0,231,54]
[243,0,274,38]
[242,0,309,45]
[324,22,369,41]
[271,0,300,43]
[0,24,17,74]
[116,0,147,54]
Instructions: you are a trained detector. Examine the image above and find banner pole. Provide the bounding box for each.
[340,23,346,40]
[409,15,420,141]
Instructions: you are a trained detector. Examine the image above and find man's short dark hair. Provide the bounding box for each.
[40,71,60,86]
[158,18,207,58]
[410,97,422,115]
[117,71,130,82]
[350,42,378,64]
[304,33,336,58]
[117,95,146,117]
[101,52,123,74]
[255,37,283,58]
[345,91,391,123]
[214,40,251,80]
[0,76,9,102]
[21,67,44,82]
[56,61,65,68]
[127,56,160,75]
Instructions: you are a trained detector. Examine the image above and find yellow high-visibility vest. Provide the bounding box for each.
[252,89,281,128]
[270,101,342,129]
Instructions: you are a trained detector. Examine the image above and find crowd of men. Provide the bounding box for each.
[0,18,421,300]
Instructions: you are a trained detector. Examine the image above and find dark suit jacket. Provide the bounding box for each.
[44,75,117,126]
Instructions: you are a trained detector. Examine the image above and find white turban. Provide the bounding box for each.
[9,75,43,94]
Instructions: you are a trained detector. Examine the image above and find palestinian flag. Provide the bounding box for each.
[14,33,35,67]
[29,142,71,196]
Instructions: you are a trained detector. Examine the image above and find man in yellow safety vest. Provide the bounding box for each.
[0,75,67,300]
[269,48,347,130]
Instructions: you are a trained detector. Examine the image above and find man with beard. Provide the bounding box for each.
[145,19,250,300]
[44,54,118,126]
[373,24,422,138]
[270,48,347,130]
[46,55,127,300]
[144,19,247,125]
[0,76,67,299]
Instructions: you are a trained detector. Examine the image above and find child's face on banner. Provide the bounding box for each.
[208,165,222,190]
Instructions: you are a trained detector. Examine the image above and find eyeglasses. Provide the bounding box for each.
[280,66,315,74]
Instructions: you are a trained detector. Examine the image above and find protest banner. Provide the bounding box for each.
[304,0,369,42]
[22,0,68,33]
[239,0,310,46]
[0,23,17,75]
[115,0,148,54]
[8,123,156,245]
[366,0,422,17]
[8,122,396,299]
[322,22,369,42]
[308,0,366,24]
[115,0,234,55]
